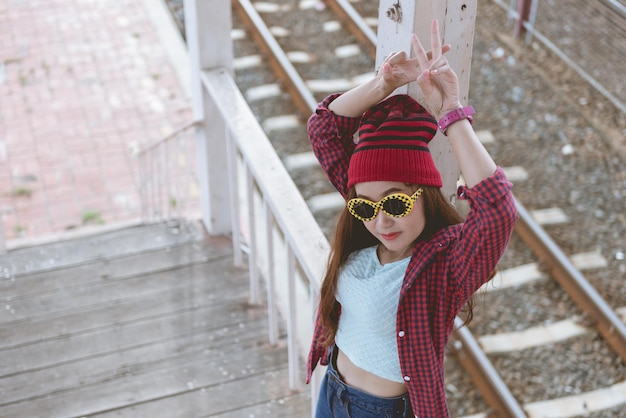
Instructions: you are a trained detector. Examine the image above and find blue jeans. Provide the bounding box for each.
[315,347,413,418]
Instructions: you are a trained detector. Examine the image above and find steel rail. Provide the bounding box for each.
[451,318,527,418]
[233,0,379,117]
[514,196,626,363]
[605,0,626,17]
[491,0,626,116]
[233,0,318,117]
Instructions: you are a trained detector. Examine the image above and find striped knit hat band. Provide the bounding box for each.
[347,94,443,188]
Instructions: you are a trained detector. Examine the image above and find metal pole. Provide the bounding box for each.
[514,0,533,38]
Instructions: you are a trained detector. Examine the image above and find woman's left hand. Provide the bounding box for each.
[411,19,462,120]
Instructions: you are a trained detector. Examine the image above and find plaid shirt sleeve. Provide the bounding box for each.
[448,166,518,316]
[305,313,329,384]
[397,168,517,416]
[307,93,361,198]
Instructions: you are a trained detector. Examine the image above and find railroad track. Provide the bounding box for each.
[487,0,626,161]
[169,0,626,415]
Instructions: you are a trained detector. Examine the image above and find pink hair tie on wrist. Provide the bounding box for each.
[437,106,475,136]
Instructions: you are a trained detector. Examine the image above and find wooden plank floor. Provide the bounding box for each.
[0,226,310,417]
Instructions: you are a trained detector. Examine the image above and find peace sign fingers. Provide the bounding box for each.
[410,19,461,119]
[411,20,445,71]
[411,32,429,73]
[429,19,442,66]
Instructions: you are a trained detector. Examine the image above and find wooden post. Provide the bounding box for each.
[375,0,477,201]
[183,0,233,234]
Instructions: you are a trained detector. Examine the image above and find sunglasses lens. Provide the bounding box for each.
[352,202,376,220]
[382,197,408,216]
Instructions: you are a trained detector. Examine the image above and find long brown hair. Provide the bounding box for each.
[317,185,469,348]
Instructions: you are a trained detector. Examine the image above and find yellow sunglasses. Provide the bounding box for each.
[346,188,424,221]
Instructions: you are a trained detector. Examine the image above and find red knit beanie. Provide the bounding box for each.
[347,94,442,188]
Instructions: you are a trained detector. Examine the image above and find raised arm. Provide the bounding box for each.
[412,20,497,187]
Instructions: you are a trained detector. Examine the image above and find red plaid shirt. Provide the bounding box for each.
[305,94,518,417]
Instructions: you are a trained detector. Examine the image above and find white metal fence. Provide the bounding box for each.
[136,120,200,224]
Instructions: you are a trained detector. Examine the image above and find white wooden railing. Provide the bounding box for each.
[183,0,331,412]
[137,61,331,413]
[203,67,330,411]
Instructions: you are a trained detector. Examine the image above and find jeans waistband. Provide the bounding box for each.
[326,346,412,416]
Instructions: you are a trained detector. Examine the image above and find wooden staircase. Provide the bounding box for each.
[0,221,309,417]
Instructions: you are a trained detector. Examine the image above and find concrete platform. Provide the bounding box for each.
[0,0,194,244]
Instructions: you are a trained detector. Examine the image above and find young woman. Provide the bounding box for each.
[305,20,518,417]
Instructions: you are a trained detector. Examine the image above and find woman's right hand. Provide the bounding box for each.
[377,51,421,94]
[411,20,462,120]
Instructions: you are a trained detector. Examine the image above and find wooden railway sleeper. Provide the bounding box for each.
[513,195,626,363]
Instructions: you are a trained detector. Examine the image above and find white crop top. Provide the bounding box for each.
[334,246,410,383]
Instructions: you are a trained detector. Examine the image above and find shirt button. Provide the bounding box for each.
[398,331,405,337]
[403,376,411,382]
